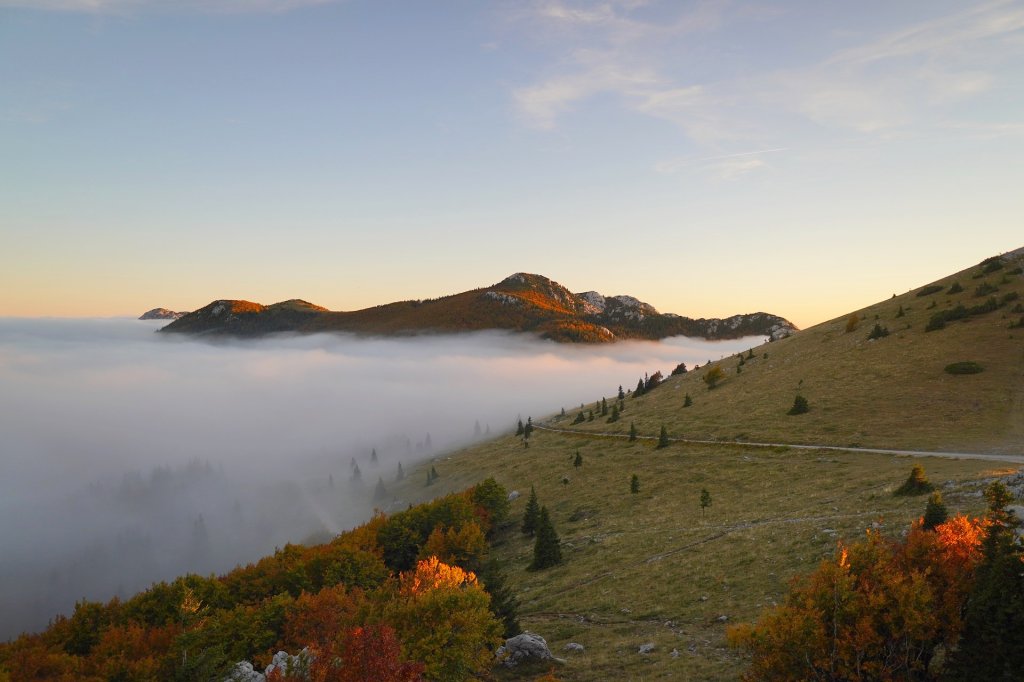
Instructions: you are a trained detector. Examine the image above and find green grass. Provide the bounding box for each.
[395,432,1006,680]
[385,250,1024,680]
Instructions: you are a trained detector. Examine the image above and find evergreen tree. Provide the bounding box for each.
[922,491,948,530]
[430,465,439,481]
[374,476,387,501]
[657,425,670,449]
[371,448,378,464]
[396,461,405,481]
[684,393,693,408]
[529,506,562,570]
[607,405,619,423]
[635,378,645,396]
[894,464,934,496]
[629,422,638,442]
[630,474,640,494]
[618,385,625,400]
[474,420,482,437]
[587,410,594,422]
[351,463,362,482]
[788,395,809,415]
[747,348,755,359]
[516,419,524,436]
[479,559,522,638]
[521,486,540,536]
[572,411,586,425]
[601,397,608,417]
[573,451,583,468]
[523,417,533,441]
[951,482,1024,678]
[700,488,712,517]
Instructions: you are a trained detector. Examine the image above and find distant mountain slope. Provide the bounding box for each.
[159,273,797,343]
[139,308,186,320]
[560,248,1024,454]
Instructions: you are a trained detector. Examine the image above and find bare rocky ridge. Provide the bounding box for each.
[160,273,797,343]
[139,308,187,320]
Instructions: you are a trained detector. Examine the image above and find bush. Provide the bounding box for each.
[845,314,860,332]
[671,362,688,376]
[974,282,998,297]
[895,465,934,496]
[916,284,944,297]
[703,366,725,389]
[981,256,1004,274]
[866,323,889,340]
[788,395,809,415]
[948,282,964,294]
[944,361,983,375]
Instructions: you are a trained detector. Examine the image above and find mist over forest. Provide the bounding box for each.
[0,318,760,639]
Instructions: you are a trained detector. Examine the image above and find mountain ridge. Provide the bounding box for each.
[159,273,797,343]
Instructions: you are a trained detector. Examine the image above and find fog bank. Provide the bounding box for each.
[0,318,761,638]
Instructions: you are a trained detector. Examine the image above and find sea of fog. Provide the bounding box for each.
[0,317,763,639]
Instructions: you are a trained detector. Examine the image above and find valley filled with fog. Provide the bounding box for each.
[0,318,762,639]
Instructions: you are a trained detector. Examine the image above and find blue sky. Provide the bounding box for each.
[2,0,1022,327]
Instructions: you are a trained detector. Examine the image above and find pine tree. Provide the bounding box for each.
[351,463,362,482]
[572,411,586,425]
[573,451,583,468]
[601,397,608,417]
[700,488,712,517]
[607,404,619,423]
[587,410,594,422]
[371,448,378,464]
[516,419,524,436]
[430,465,439,481]
[922,491,948,530]
[894,464,934,496]
[396,461,405,481]
[524,417,533,440]
[630,474,640,494]
[618,385,625,400]
[374,477,387,501]
[521,486,540,536]
[788,395,809,415]
[683,393,693,408]
[657,425,670,449]
[479,559,522,638]
[529,506,562,570]
[629,422,637,442]
[635,378,645,396]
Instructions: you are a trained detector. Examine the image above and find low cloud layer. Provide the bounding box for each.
[0,318,760,638]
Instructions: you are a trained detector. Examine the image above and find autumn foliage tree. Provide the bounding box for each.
[728,515,986,681]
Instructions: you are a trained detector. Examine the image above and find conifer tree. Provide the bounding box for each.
[521,486,540,536]
[601,397,608,417]
[684,393,693,408]
[618,385,625,400]
[374,476,387,501]
[657,425,670,449]
[700,488,712,517]
[573,451,583,468]
[351,463,362,482]
[516,419,524,436]
[479,559,522,638]
[788,395,809,415]
[630,474,640,494]
[922,491,948,530]
[587,410,594,422]
[430,465,439,481]
[573,411,586,425]
[629,422,637,442]
[607,404,619,423]
[396,461,405,481]
[635,378,645,396]
[529,506,562,570]
[371,448,378,464]
[894,464,934,496]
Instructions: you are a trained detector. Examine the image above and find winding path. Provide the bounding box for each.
[533,424,1024,464]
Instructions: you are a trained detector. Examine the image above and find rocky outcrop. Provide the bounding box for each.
[139,308,186,320]
[496,631,564,667]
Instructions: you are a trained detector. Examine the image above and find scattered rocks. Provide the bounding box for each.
[224,662,265,682]
[671,648,680,658]
[716,615,729,623]
[507,490,520,501]
[639,643,656,654]
[564,642,585,653]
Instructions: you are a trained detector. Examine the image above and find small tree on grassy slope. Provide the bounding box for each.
[630,474,640,494]
[895,465,934,496]
[530,507,562,570]
[922,491,948,531]
[521,486,540,536]
[700,488,712,517]
[788,395,809,415]
[657,425,670,449]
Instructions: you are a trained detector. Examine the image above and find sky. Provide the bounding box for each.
[2,0,1022,328]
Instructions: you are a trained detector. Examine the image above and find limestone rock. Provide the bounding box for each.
[496,631,563,667]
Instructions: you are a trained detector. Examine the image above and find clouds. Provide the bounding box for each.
[0,0,337,13]
[0,318,760,637]
[510,1,1024,154]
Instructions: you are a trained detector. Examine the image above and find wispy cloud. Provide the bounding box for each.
[0,0,337,13]
[655,147,785,179]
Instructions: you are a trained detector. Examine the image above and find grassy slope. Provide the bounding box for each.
[385,251,1024,680]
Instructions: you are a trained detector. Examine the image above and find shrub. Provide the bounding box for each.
[944,361,983,375]
[981,257,1004,274]
[703,365,725,389]
[895,465,934,496]
[788,395,809,415]
[656,425,670,449]
[683,393,693,408]
[1001,291,1019,305]
[916,284,944,297]
[671,362,688,375]
[974,282,999,297]
[844,314,860,332]
[866,323,889,340]
[948,282,964,294]
[923,492,948,531]
[630,474,640,494]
